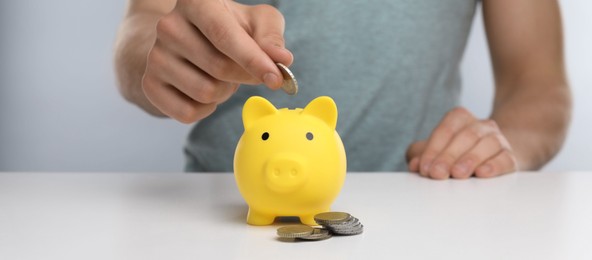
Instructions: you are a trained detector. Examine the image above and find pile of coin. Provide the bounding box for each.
[276,63,298,95]
[277,225,332,241]
[315,212,364,236]
[276,212,363,242]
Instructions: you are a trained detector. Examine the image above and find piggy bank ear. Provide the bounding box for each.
[302,96,337,130]
[243,96,277,129]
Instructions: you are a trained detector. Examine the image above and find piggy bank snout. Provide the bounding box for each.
[265,155,307,193]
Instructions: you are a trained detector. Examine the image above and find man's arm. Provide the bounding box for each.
[406,0,571,179]
[484,0,571,170]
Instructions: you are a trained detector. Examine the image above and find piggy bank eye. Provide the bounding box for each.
[261,132,269,141]
[306,132,314,141]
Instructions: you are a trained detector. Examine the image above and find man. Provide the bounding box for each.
[114,0,571,179]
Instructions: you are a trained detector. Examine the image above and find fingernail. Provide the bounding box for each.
[263,73,280,89]
[419,160,432,176]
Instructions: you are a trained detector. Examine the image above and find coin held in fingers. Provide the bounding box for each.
[276,63,298,95]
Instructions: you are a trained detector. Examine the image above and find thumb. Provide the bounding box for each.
[248,5,293,66]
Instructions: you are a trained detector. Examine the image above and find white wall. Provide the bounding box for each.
[0,1,590,172]
[0,1,191,172]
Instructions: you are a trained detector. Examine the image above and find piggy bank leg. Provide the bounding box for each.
[300,215,318,226]
[247,208,275,225]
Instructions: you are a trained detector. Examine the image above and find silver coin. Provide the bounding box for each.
[329,222,364,235]
[328,221,363,232]
[314,212,352,225]
[315,212,364,236]
[276,63,298,95]
[277,225,314,238]
[325,217,359,229]
[332,224,364,236]
[298,228,332,241]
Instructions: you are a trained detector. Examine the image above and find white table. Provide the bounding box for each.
[1,172,591,260]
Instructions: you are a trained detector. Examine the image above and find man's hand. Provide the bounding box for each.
[144,0,293,123]
[406,107,518,179]
[115,0,293,123]
[406,0,571,179]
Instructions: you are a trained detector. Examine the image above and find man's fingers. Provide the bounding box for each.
[143,41,218,123]
[182,1,283,89]
[420,107,477,176]
[249,5,293,66]
[430,120,497,179]
[258,39,293,68]
[142,75,217,124]
[156,12,258,84]
[450,133,512,178]
[474,150,518,178]
[410,107,517,180]
[157,52,236,105]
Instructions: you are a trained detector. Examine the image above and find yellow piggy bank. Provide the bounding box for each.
[233,96,347,226]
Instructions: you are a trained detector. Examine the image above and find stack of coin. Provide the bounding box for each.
[276,212,363,242]
[314,212,364,236]
[277,225,332,241]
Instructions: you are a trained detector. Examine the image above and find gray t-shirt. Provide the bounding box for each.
[185,0,477,172]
